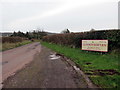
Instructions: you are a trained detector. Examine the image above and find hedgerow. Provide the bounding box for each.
[42,29,120,51]
[1,37,23,43]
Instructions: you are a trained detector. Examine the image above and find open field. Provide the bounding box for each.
[0,40,32,51]
[41,41,120,88]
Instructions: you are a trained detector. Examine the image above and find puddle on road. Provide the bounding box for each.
[49,54,60,60]
[0,61,8,65]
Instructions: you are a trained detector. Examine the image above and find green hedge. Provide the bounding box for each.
[42,29,120,51]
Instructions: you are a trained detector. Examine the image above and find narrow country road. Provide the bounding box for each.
[2,42,89,88]
[1,42,41,82]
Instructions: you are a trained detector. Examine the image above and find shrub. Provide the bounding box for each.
[1,37,23,43]
[42,29,120,51]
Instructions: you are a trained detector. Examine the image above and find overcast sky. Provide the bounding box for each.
[0,0,119,33]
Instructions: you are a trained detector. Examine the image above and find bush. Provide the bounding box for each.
[42,29,120,51]
[1,37,23,43]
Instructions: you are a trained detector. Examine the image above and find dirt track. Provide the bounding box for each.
[2,43,88,88]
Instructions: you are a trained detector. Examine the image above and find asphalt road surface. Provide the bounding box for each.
[2,42,88,88]
[1,42,41,82]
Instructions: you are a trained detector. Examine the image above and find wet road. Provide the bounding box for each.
[1,42,41,82]
[3,45,88,88]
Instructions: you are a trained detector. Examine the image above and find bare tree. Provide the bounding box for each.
[61,29,70,33]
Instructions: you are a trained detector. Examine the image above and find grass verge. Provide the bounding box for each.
[0,40,32,51]
[41,41,120,88]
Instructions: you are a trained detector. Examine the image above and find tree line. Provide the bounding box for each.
[11,30,47,40]
[10,28,71,40]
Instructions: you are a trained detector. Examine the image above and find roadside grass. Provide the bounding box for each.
[41,41,120,88]
[0,40,32,51]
